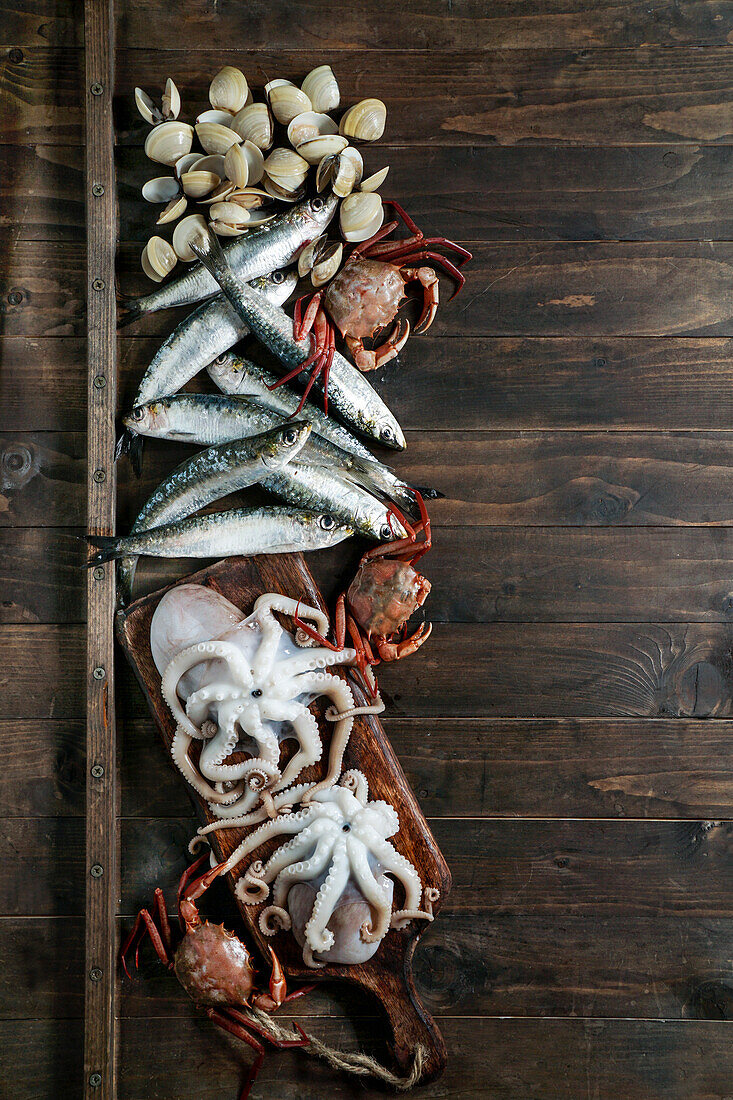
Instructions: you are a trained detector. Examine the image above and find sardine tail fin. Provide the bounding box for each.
[116,281,144,330]
[85,535,120,565]
[412,484,444,500]
[189,227,228,282]
[115,429,144,476]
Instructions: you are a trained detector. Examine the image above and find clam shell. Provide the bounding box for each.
[231,102,273,150]
[266,80,312,125]
[175,152,202,177]
[287,111,338,149]
[311,241,343,287]
[301,65,340,113]
[162,78,181,120]
[196,108,236,127]
[156,194,188,224]
[145,121,194,167]
[192,154,227,178]
[339,191,384,242]
[263,175,307,203]
[227,187,271,208]
[339,98,387,142]
[209,66,249,114]
[297,234,328,278]
[141,176,180,203]
[209,201,251,228]
[360,166,390,193]
[172,214,209,261]
[212,222,248,237]
[263,147,309,183]
[135,87,162,126]
[316,147,362,197]
[142,236,177,281]
[224,140,265,188]
[181,170,221,198]
[195,122,242,155]
[198,180,237,204]
[296,133,348,165]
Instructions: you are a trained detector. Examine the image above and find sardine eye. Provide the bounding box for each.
[319,514,336,530]
[282,428,299,445]
[271,271,285,284]
[381,426,394,442]
[311,197,325,211]
[131,407,144,422]
[380,524,392,540]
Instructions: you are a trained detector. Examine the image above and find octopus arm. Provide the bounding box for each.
[194,783,314,834]
[304,839,351,954]
[297,673,354,801]
[274,707,323,792]
[258,820,329,886]
[346,836,393,944]
[271,834,337,908]
[199,705,279,782]
[170,727,245,805]
[251,607,283,681]
[276,646,357,681]
[161,640,253,738]
[355,824,423,913]
[253,594,330,640]
[220,804,323,876]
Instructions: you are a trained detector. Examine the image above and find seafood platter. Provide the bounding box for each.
[101,62,470,1097]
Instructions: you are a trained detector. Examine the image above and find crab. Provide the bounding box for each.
[269,202,471,411]
[293,489,432,695]
[121,854,312,1100]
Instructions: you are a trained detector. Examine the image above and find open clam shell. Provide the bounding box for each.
[136,80,181,126]
[195,122,242,156]
[198,180,237,204]
[263,147,310,183]
[141,176,181,203]
[340,191,384,242]
[296,133,348,166]
[298,235,343,287]
[209,66,249,114]
[141,236,177,282]
[360,165,390,193]
[196,108,236,127]
[172,214,209,261]
[224,140,265,188]
[316,148,362,198]
[301,65,340,113]
[287,110,339,148]
[175,152,202,177]
[231,102,274,150]
[156,194,188,225]
[145,121,194,167]
[192,154,227,178]
[161,79,181,121]
[262,175,307,203]
[339,98,387,142]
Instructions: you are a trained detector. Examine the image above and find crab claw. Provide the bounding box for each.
[346,317,410,372]
[375,620,432,662]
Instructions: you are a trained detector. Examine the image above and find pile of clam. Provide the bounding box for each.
[136,65,390,283]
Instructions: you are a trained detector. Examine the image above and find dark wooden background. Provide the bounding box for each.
[2,1,733,1096]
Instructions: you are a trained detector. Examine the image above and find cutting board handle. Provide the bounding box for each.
[358,938,447,1084]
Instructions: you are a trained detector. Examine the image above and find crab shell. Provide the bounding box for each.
[347,558,431,638]
[324,257,405,340]
[174,921,256,1006]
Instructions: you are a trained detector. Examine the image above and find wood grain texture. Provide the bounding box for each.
[3,714,732,821]
[10,47,733,146]
[15,336,733,433]
[7,0,733,50]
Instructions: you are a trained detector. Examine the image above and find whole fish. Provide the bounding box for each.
[208,353,443,509]
[190,229,406,451]
[87,505,353,564]
[116,268,296,473]
[117,421,312,604]
[122,392,420,515]
[260,462,406,542]
[118,195,337,324]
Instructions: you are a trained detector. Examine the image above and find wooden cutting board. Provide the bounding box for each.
[115,552,451,1085]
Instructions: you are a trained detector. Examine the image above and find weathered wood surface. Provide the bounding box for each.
[14,143,733,244]
[10,47,733,146]
[7,0,733,49]
[15,336,733,432]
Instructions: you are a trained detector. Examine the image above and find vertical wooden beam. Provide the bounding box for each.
[84,0,118,1096]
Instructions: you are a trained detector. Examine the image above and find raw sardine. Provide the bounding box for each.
[118,422,311,604]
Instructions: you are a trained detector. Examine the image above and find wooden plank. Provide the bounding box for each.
[13,336,733,434]
[2,1015,731,1100]
[2,907,732,1022]
[7,1,733,50]
[13,143,733,244]
[16,241,733,339]
[14,525,733,627]
[0,816,730,918]
[83,0,117,1093]
[10,619,733,720]
[3,714,732,821]
[10,48,733,147]
[11,430,733,530]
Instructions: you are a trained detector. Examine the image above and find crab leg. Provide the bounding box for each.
[120,887,172,976]
[206,1008,267,1100]
[379,199,473,263]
